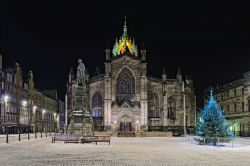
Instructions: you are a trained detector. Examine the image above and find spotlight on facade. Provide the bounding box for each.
[136,120,139,124]
[54,113,57,116]
[114,120,117,124]
[22,100,27,107]
[42,109,46,114]
[4,95,9,102]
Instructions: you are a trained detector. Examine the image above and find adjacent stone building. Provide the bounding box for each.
[205,71,250,136]
[66,19,196,134]
[0,55,63,134]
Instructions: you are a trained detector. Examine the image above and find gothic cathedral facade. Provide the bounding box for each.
[66,19,196,133]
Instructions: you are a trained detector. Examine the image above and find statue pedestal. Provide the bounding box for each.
[68,85,94,136]
[82,114,94,136]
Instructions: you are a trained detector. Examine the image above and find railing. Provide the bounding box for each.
[0,132,60,144]
[185,135,250,148]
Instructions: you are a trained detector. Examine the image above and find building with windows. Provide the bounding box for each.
[65,19,196,134]
[0,55,63,134]
[204,71,250,136]
[58,99,65,132]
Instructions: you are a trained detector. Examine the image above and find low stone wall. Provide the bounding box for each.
[136,131,172,137]
[94,131,172,137]
[94,131,117,137]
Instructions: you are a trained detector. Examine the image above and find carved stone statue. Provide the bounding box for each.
[77,59,85,86]
[68,59,93,136]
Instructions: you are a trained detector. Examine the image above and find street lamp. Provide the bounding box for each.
[22,100,30,140]
[3,95,9,123]
[42,109,46,137]
[136,120,139,132]
[4,95,9,103]
[53,113,57,135]
[32,105,37,138]
[22,100,27,107]
[113,120,117,131]
[3,95,9,143]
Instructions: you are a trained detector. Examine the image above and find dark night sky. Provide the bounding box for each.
[0,1,250,107]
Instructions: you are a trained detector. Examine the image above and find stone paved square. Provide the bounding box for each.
[0,137,250,166]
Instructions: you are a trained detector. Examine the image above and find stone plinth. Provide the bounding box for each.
[68,85,94,136]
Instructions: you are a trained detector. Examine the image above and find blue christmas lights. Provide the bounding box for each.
[196,90,234,139]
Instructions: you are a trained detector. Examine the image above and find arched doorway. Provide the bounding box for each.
[119,115,132,131]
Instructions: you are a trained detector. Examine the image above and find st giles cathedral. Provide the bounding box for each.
[65,18,196,134]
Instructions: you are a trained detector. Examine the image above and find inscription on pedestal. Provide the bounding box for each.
[74,116,83,123]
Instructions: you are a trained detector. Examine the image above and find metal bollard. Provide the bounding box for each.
[6,132,9,144]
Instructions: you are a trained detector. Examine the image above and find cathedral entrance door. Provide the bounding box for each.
[119,115,132,131]
[120,122,131,131]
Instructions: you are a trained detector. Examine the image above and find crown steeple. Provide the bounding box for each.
[112,17,138,57]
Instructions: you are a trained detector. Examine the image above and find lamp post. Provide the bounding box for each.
[113,120,117,132]
[42,109,46,138]
[54,112,57,136]
[4,95,9,143]
[22,100,31,140]
[136,120,139,132]
[22,100,29,140]
[33,105,37,138]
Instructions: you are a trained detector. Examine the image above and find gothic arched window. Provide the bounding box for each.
[92,92,103,117]
[168,96,176,120]
[116,68,135,104]
[149,93,160,118]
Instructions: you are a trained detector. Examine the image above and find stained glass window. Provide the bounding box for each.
[116,68,135,104]
[168,97,176,120]
[92,92,103,117]
[149,93,160,118]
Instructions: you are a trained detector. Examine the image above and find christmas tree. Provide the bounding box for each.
[196,90,234,145]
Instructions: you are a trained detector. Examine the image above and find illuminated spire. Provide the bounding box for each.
[112,17,138,57]
[123,16,127,37]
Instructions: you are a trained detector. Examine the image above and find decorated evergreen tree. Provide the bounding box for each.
[196,90,234,145]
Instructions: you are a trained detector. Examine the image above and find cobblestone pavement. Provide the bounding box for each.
[0,137,250,166]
